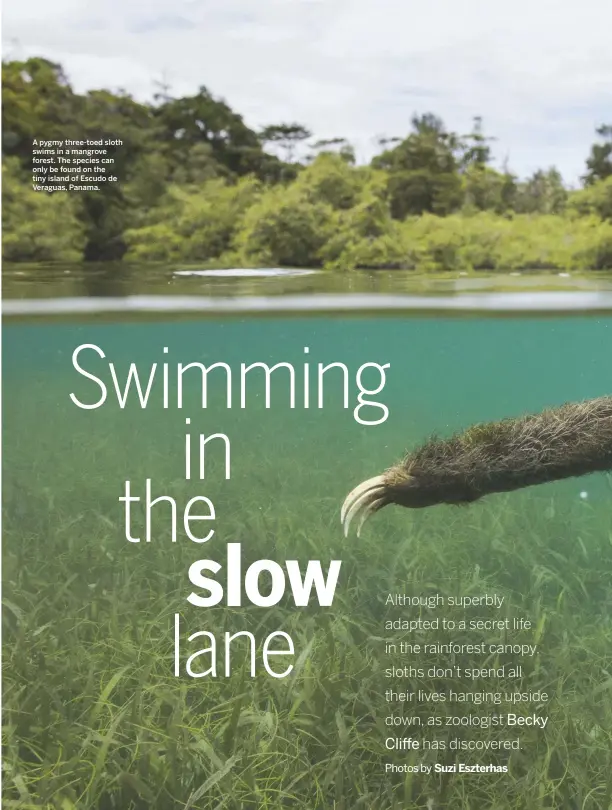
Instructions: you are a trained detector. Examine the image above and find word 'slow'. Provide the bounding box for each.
[187,543,342,608]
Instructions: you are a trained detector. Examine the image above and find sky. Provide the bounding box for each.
[2,0,611,185]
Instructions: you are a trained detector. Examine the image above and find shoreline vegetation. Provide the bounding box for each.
[2,57,612,272]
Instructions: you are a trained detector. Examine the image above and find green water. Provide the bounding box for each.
[3,266,612,809]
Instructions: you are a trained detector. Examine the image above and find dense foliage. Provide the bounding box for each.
[3,57,612,270]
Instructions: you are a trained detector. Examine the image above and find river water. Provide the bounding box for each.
[3,264,612,809]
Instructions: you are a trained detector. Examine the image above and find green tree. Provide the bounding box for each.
[458,117,510,213]
[259,123,312,163]
[293,153,363,209]
[1,58,74,159]
[513,168,567,214]
[308,138,356,165]
[372,114,463,217]
[2,58,162,260]
[153,87,271,177]
[459,116,495,170]
[2,157,86,261]
[584,125,612,185]
[235,186,333,266]
[125,177,260,262]
[462,166,517,213]
[569,176,612,221]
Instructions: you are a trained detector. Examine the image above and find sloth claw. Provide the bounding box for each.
[341,475,388,537]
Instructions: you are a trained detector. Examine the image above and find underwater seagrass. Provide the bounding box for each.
[341,395,612,537]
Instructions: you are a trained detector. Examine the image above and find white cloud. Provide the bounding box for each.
[3,0,611,183]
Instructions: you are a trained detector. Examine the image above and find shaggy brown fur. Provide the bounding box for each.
[341,396,612,536]
[384,396,612,508]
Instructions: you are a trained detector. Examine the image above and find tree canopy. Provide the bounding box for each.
[2,57,611,271]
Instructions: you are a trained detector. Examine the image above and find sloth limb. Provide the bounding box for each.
[341,396,612,537]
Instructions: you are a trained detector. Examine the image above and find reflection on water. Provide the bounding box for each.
[4,262,612,322]
[174,267,318,278]
[4,261,612,308]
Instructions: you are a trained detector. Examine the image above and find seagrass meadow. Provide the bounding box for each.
[3,266,612,810]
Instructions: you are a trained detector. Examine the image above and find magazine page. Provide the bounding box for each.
[2,3,612,808]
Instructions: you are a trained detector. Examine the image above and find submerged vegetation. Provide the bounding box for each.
[3,57,612,271]
[3,357,612,809]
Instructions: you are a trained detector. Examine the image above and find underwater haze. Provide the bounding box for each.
[3,264,612,810]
